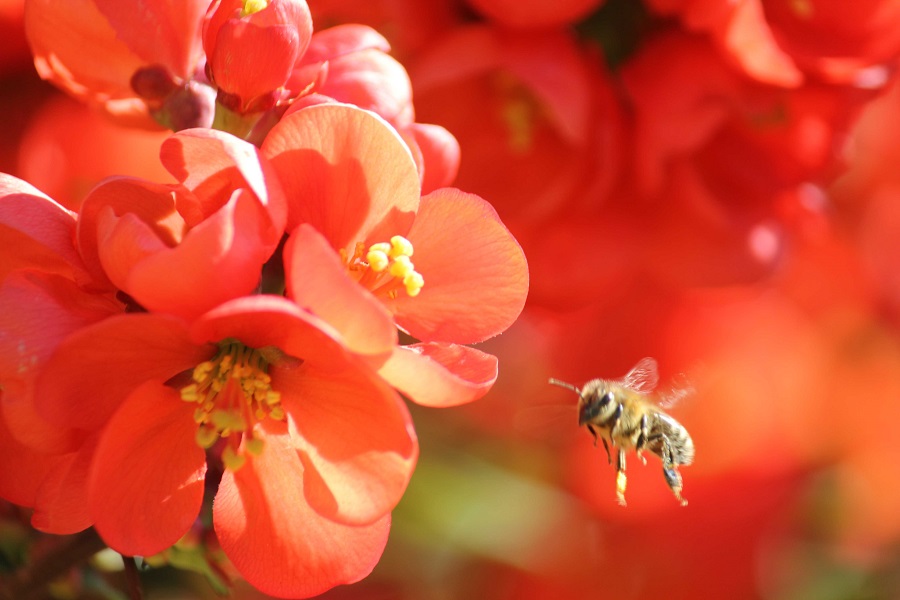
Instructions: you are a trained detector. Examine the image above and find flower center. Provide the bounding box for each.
[180,339,284,471]
[341,235,424,299]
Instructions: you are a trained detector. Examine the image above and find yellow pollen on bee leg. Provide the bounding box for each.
[616,471,628,506]
[179,340,285,471]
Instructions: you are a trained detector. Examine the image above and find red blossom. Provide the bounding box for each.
[24,0,213,127]
[647,0,900,86]
[620,31,874,286]
[75,128,287,320]
[410,25,623,307]
[32,295,417,597]
[262,103,528,405]
[204,0,314,114]
[0,175,122,533]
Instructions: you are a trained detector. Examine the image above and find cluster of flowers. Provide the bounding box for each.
[0,0,528,597]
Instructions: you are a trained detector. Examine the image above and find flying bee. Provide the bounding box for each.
[550,357,694,507]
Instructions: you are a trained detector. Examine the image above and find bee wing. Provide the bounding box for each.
[620,357,659,393]
[656,372,695,408]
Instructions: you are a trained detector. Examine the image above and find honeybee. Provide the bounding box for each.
[549,357,694,506]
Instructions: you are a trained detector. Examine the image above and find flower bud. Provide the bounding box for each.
[203,0,313,114]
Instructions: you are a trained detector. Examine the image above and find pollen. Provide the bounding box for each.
[180,339,284,471]
[345,235,424,299]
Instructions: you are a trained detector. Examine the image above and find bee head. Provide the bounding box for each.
[579,387,614,426]
[549,378,615,427]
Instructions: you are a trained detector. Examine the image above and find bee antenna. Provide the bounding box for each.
[548,378,581,395]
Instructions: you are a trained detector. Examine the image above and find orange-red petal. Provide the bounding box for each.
[261,103,419,246]
[0,174,86,283]
[284,223,397,358]
[159,127,287,234]
[35,313,213,430]
[274,360,417,525]
[96,188,278,320]
[214,423,392,598]
[393,188,528,344]
[0,407,64,508]
[32,435,97,534]
[377,343,498,407]
[189,295,350,368]
[0,272,119,451]
[89,381,206,556]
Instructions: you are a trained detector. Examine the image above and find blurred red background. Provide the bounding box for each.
[4,0,900,598]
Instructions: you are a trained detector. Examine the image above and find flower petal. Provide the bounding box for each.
[275,360,417,525]
[0,174,86,283]
[378,343,498,407]
[190,295,351,368]
[159,128,287,234]
[214,424,391,598]
[92,0,207,80]
[0,409,65,508]
[284,224,397,358]
[99,189,279,320]
[393,188,528,344]
[89,381,206,556]
[76,176,188,286]
[406,122,461,194]
[261,103,419,248]
[0,272,119,451]
[35,314,213,430]
[32,435,97,535]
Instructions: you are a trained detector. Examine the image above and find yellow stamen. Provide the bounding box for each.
[389,235,414,258]
[222,446,246,471]
[366,248,390,272]
[241,0,268,18]
[388,255,414,279]
[403,271,424,297]
[342,235,425,299]
[179,340,285,470]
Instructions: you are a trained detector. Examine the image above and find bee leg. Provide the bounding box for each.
[587,424,599,447]
[635,414,649,466]
[659,436,688,507]
[615,448,628,506]
[601,437,613,464]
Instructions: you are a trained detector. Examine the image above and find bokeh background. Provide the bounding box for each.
[4,0,900,598]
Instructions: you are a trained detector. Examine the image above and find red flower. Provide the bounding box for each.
[261,103,529,406]
[0,174,121,533]
[619,31,873,286]
[204,0,314,114]
[75,127,287,320]
[409,25,623,307]
[33,295,417,598]
[646,0,900,86]
[25,0,213,128]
